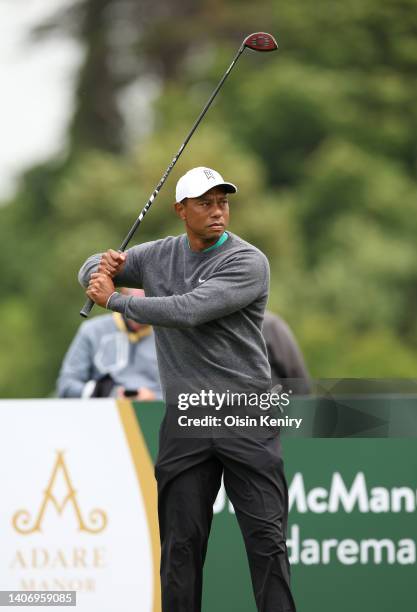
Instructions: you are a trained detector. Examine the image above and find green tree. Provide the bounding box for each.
[1,0,417,396]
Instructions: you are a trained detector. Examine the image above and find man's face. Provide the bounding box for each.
[175,186,230,241]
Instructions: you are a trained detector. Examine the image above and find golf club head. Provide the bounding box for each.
[243,32,278,52]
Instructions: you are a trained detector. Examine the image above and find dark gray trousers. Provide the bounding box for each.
[155,429,296,612]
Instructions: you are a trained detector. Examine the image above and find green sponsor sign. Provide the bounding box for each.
[134,401,417,612]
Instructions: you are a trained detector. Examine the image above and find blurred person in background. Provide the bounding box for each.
[262,311,311,395]
[57,288,162,399]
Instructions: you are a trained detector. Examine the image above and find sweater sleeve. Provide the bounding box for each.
[106,252,269,328]
[78,242,153,289]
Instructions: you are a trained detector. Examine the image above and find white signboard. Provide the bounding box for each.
[0,399,160,611]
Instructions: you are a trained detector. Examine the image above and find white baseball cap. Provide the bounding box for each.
[175,167,237,202]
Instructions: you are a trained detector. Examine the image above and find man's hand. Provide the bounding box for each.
[87,273,116,308]
[137,387,157,401]
[98,249,127,278]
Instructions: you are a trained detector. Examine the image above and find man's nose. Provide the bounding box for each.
[210,203,223,217]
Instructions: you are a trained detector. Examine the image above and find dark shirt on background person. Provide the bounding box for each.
[262,310,311,394]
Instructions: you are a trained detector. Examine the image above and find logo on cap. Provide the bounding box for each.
[203,168,216,181]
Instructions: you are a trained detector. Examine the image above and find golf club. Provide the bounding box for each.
[80,32,278,318]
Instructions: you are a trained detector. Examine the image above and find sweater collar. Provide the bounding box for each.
[186,231,229,252]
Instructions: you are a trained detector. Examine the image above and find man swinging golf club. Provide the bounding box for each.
[79,166,296,612]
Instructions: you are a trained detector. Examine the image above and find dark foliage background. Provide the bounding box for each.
[1,0,416,396]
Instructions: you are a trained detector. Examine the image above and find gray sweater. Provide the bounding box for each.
[79,232,271,403]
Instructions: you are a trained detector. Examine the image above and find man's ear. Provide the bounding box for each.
[174,200,186,221]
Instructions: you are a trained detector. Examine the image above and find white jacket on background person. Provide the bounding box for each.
[56,312,162,399]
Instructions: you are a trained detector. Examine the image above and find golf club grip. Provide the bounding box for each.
[80,297,95,318]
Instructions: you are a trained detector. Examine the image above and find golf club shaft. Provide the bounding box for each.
[80,43,246,318]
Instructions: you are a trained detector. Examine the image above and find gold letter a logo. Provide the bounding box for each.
[12,451,107,534]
